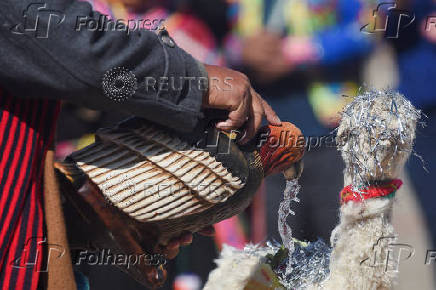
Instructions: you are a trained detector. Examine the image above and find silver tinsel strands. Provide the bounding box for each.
[279,240,331,289]
[337,89,421,192]
[271,89,421,289]
[206,89,422,289]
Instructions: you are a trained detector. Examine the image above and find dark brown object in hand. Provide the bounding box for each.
[55,118,304,288]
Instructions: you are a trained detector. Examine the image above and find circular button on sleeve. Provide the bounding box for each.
[159,30,175,48]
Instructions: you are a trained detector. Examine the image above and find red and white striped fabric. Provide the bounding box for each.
[0,90,60,290]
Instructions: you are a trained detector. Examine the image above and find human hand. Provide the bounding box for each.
[145,226,216,286]
[282,36,319,65]
[202,64,281,143]
[156,226,216,259]
[241,31,293,83]
[242,31,283,68]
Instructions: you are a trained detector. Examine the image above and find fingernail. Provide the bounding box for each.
[239,136,249,145]
[216,121,231,129]
[181,234,193,244]
[168,240,180,249]
[274,116,282,124]
[204,228,215,236]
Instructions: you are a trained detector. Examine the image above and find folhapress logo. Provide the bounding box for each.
[10,2,65,38]
[360,236,414,272]
[11,236,65,272]
[361,2,415,39]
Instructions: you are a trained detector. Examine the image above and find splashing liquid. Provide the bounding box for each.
[275,179,331,289]
[278,179,301,275]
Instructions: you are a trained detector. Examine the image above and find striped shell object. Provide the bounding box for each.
[69,120,245,222]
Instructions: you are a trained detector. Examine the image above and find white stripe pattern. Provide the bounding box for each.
[70,122,245,222]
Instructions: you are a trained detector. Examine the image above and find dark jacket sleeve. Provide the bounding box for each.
[0,0,207,132]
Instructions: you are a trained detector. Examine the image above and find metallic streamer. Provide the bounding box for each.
[235,89,422,289]
[337,88,422,193]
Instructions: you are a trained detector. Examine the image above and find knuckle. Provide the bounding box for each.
[235,73,250,89]
[237,71,250,82]
[246,129,255,139]
[240,81,250,94]
[232,116,246,125]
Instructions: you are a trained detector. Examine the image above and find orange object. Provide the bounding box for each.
[258,122,305,177]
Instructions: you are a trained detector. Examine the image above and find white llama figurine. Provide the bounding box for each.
[204,90,421,290]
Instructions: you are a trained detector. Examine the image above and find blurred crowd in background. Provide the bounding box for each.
[55,0,436,289]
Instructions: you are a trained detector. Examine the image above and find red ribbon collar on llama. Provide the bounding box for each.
[340,179,403,205]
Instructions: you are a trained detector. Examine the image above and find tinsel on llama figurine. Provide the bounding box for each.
[204,89,421,290]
